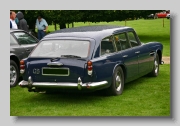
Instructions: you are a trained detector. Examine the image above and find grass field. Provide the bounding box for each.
[47,18,170,56]
[10,64,170,116]
[11,18,170,116]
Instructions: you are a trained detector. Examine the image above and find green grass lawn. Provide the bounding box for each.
[10,64,170,116]
[47,18,170,56]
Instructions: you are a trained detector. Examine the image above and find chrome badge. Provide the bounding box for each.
[33,68,40,74]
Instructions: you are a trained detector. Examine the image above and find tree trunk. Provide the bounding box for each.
[28,22,37,38]
[72,22,74,27]
[59,23,66,29]
[54,23,57,30]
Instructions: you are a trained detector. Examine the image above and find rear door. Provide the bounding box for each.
[10,34,27,60]
[12,31,38,56]
[27,58,87,83]
[26,38,95,83]
[115,32,139,82]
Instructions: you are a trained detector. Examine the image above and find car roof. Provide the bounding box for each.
[43,25,134,42]
[10,29,24,33]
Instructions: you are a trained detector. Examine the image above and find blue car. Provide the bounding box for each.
[19,25,164,95]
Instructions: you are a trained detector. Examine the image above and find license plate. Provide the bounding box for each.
[42,67,69,76]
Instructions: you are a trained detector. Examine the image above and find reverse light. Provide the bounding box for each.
[20,60,25,74]
[87,61,93,75]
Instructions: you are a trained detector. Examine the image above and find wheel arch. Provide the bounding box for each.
[112,63,127,83]
[10,54,20,70]
[156,49,162,64]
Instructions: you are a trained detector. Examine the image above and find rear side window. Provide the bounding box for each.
[100,36,116,56]
[13,32,38,45]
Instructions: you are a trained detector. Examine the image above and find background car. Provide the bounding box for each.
[154,10,170,19]
[166,14,170,19]
[19,25,164,96]
[10,29,39,87]
[146,14,155,19]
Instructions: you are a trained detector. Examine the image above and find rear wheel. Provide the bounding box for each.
[107,66,124,96]
[149,53,159,77]
[10,60,19,87]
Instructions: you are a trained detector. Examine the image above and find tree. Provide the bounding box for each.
[17,10,164,33]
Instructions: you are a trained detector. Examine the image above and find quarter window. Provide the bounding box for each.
[13,32,38,45]
[100,36,116,55]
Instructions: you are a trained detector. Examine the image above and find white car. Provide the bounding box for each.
[166,14,170,19]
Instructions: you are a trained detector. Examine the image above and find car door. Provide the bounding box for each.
[10,34,27,60]
[12,31,39,57]
[114,32,139,82]
[126,31,151,77]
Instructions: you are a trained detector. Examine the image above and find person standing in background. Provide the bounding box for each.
[35,15,48,40]
[16,11,29,32]
[10,11,17,29]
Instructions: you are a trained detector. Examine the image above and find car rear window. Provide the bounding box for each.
[30,40,90,58]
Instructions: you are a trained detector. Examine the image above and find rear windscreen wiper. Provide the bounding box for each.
[61,55,81,58]
[50,57,60,62]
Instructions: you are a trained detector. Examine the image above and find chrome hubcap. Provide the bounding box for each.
[10,65,17,86]
[154,60,158,74]
[115,74,121,91]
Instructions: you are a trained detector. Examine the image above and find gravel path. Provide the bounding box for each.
[162,57,170,64]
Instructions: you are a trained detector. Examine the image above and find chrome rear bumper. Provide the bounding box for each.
[19,76,108,91]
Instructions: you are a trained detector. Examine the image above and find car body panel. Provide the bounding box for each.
[10,29,39,86]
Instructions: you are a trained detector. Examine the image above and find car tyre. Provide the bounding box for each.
[149,53,159,77]
[107,66,124,96]
[10,60,19,87]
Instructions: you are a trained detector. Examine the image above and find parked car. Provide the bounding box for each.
[146,14,155,19]
[166,14,170,19]
[10,29,39,87]
[19,25,164,96]
[155,10,170,19]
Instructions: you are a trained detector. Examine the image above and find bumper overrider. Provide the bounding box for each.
[19,76,108,91]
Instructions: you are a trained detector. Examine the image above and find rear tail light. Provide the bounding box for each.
[87,61,93,75]
[20,60,25,74]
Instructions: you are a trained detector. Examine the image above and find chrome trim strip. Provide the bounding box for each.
[42,67,69,76]
[47,62,63,66]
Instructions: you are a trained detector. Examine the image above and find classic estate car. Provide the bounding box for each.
[10,29,39,87]
[19,25,164,95]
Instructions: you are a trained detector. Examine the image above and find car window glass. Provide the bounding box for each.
[30,40,90,58]
[114,35,121,51]
[101,36,116,56]
[114,33,130,51]
[10,34,18,45]
[13,32,37,45]
[119,33,131,50]
[127,32,139,47]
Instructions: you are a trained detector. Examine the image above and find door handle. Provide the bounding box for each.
[149,52,155,56]
[123,55,128,58]
[135,51,140,54]
[26,49,30,51]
